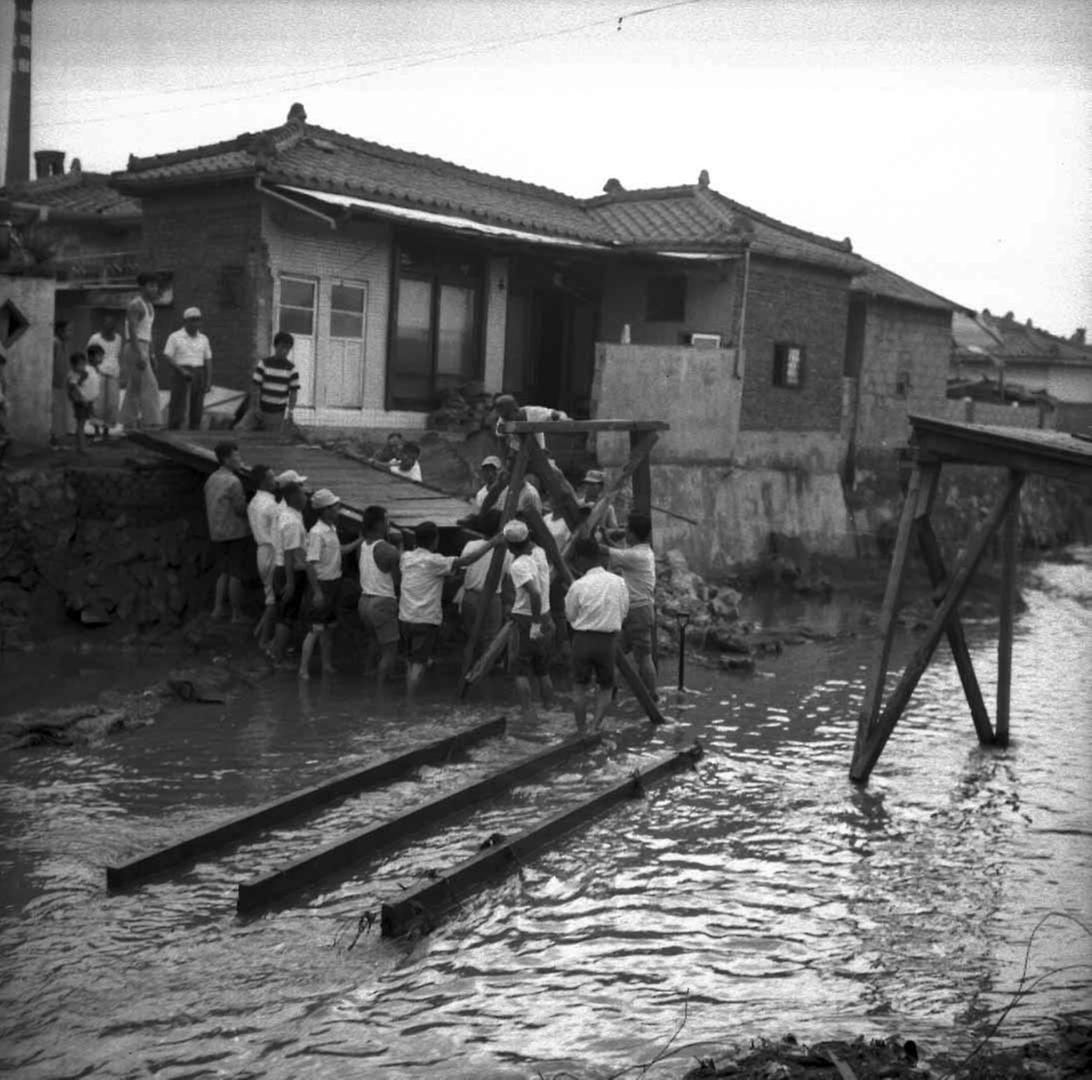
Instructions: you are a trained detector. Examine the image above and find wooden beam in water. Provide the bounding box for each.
[499,419,669,434]
[106,717,507,891]
[996,469,1023,746]
[380,742,703,938]
[236,731,603,914]
[851,471,1025,783]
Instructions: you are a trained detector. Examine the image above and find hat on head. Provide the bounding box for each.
[183,306,202,319]
[480,455,503,470]
[502,520,529,543]
[274,469,308,486]
[583,469,605,485]
[311,488,340,510]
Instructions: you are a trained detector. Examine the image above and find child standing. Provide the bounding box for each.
[389,441,423,483]
[299,489,362,680]
[66,352,99,454]
[85,344,109,440]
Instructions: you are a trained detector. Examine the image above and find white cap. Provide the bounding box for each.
[183,306,202,319]
[480,455,503,470]
[311,488,340,509]
[274,469,308,486]
[583,469,605,485]
[502,520,529,543]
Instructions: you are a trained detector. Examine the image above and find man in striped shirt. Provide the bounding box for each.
[246,331,300,432]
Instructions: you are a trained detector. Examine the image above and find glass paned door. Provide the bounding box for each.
[390,278,433,407]
[321,281,367,408]
[277,275,317,406]
[436,283,478,391]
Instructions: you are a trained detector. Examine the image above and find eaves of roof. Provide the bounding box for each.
[852,256,969,314]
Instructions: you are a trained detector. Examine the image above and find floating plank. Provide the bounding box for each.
[106,717,506,891]
[236,730,603,914]
[499,419,669,434]
[381,742,704,938]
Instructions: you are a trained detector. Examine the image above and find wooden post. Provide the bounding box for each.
[851,471,1025,782]
[917,519,994,745]
[630,429,652,520]
[526,438,582,530]
[996,469,1022,746]
[851,463,923,768]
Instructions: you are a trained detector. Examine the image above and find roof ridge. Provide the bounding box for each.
[705,189,852,252]
[581,184,697,206]
[124,122,297,173]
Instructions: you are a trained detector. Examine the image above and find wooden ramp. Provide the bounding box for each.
[127,429,473,529]
[850,415,1092,784]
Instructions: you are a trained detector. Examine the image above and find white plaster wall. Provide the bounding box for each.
[1,274,55,445]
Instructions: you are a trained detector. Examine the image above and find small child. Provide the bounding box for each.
[0,349,10,466]
[389,441,422,483]
[374,432,404,464]
[66,352,99,454]
[85,343,109,440]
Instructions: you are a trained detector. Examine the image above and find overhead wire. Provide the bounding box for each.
[33,0,712,131]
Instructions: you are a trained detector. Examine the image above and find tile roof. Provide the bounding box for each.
[851,255,966,313]
[2,169,140,221]
[952,312,1092,368]
[110,109,863,270]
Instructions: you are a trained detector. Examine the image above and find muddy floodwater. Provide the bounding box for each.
[1,553,1090,1080]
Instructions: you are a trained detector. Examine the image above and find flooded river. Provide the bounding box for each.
[1,552,1090,1079]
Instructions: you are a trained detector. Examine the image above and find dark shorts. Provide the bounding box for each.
[622,604,654,657]
[216,536,251,579]
[72,401,94,422]
[400,620,439,666]
[306,577,342,627]
[510,613,554,678]
[571,630,618,688]
[460,589,501,647]
[274,567,308,623]
[359,594,400,646]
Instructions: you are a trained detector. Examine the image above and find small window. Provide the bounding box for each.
[645,274,687,322]
[773,343,805,388]
[0,298,29,348]
[330,283,365,339]
[278,276,315,336]
[895,370,911,398]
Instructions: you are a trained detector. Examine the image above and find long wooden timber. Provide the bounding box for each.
[236,731,603,914]
[106,718,506,891]
[381,742,704,937]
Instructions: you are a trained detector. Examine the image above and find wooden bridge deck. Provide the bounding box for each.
[128,430,473,529]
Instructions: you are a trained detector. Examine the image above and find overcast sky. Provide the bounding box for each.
[2,0,1089,335]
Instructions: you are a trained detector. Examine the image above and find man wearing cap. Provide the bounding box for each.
[473,455,504,512]
[357,505,402,691]
[398,520,505,698]
[579,469,619,532]
[298,489,362,680]
[164,307,213,431]
[247,464,280,648]
[505,518,555,720]
[565,536,630,731]
[204,441,250,622]
[267,472,309,663]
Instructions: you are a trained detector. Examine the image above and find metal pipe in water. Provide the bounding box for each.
[676,613,691,691]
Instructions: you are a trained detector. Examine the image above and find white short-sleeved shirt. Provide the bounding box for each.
[497,482,542,517]
[398,548,454,625]
[305,519,342,581]
[163,329,212,369]
[390,461,422,483]
[609,543,656,607]
[77,368,100,404]
[87,332,122,377]
[564,566,630,632]
[247,489,279,547]
[272,504,306,567]
[509,545,550,617]
[461,539,510,594]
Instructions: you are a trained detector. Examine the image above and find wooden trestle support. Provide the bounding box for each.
[850,415,1092,784]
[459,419,669,726]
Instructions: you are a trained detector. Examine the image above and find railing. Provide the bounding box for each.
[54,250,141,287]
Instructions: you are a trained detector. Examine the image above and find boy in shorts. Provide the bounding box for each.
[505,519,555,720]
[66,351,98,454]
[298,489,362,680]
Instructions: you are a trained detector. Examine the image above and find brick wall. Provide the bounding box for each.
[139,182,268,390]
[739,257,850,431]
[853,298,952,450]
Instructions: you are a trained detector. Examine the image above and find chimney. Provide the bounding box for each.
[33,149,65,179]
[1071,328,1086,346]
[602,178,624,194]
[4,0,33,185]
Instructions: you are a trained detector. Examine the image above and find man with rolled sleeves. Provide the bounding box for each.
[164,307,212,430]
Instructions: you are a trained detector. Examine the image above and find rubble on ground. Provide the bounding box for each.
[426,381,494,433]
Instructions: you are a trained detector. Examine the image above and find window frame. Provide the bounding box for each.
[645,273,688,323]
[386,234,486,411]
[772,341,806,389]
[276,273,317,338]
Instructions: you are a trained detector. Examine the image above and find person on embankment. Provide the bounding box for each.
[119,273,163,431]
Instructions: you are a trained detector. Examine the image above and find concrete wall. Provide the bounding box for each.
[599,260,740,347]
[590,342,742,466]
[0,272,55,444]
[740,256,850,432]
[139,182,267,391]
[852,298,952,451]
[939,397,1056,430]
[954,358,1092,405]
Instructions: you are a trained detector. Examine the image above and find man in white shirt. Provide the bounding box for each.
[398,520,503,698]
[607,512,658,699]
[357,504,402,691]
[87,313,123,433]
[565,537,630,731]
[389,441,423,483]
[493,394,568,455]
[505,518,555,721]
[472,455,503,512]
[458,509,511,666]
[164,306,213,431]
[267,474,308,664]
[246,465,280,648]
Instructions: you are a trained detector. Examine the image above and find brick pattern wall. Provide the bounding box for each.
[854,299,952,450]
[139,183,268,391]
[740,257,850,431]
